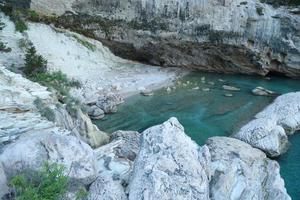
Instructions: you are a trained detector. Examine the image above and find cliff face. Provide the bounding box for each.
[24,0,300,77]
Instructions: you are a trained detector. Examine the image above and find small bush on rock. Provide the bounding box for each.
[24,45,47,76]
[10,162,69,200]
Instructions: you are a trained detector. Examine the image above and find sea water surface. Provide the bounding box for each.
[95,72,300,198]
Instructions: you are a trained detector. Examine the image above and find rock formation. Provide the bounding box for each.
[207,137,290,200]
[11,0,300,78]
[128,117,211,200]
[234,92,300,157]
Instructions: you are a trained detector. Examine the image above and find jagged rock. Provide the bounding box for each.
[94,131,140,185]
[96,94,124,114]
[87,174,127,200]
[0,132,98,186]
[88,105,105,120]
[234,92,300,156]
[252,86,277,96]
[110,131,141,161]
[222,85,241,91]
[128,118,211,200]
[206,137,291,200]
[0,163,8,199]
[54,107,109,148]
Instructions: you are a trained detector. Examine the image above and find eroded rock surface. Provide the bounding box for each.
[234,92,300,157]
[0,132,98,186]
[207,137,291,200]
[87,175,127,200]
[128,117,211,200]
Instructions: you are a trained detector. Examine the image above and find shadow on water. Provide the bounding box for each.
[95,71,300,198]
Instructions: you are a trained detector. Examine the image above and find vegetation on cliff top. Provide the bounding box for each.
[9,162,88,200]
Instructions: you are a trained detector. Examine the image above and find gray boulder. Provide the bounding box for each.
[128,117,211,200]
[96,94,124,114]
[207,137,291,200]
[0,132,98,186]
[88,105,105,120]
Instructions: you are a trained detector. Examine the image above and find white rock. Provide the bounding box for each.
[0,132,98,186]
[252,86,276,96]
[222,85,241,91]
[234,92,300,156]
[207,137,291,200]
[128,118,211,200]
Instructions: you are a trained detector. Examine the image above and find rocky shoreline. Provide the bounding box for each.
[0,1,299,199]
[0,57,297,199]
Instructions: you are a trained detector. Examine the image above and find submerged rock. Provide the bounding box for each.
[224,93,234,97]
[128,118,211,200]
[222,85,241,91]
[252,86,277,96]
[207,137,291,200]
[234,92,300,157]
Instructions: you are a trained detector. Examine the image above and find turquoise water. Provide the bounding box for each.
[95,72,300,198]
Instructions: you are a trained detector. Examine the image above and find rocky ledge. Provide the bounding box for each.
[234,92,300,157]
[0,114,291,199]
[10,0,300,78]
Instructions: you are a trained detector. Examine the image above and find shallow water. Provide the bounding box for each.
[95,72,300,198]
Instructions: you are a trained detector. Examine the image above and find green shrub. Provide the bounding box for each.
[0,5,28,32]
[14,18,27,32]
[24,45,47,76]
[27,10,39,21]
[30,71,80,100]
[10,162,69,200]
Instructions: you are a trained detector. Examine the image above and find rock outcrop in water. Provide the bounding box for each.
[9,0,300,78]
[207,137,290,200]
[234,92,300,157]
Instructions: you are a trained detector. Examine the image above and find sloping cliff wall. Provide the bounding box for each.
[4,0,300,77]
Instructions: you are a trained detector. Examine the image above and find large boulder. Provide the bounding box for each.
[128,117,211,200]
[0,132,98,186]
[234,92,300,157]
[207,137,291,200]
